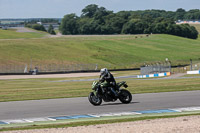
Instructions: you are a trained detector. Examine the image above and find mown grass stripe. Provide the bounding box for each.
[136,109,177,114]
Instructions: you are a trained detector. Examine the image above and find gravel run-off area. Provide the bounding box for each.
[1,115,200,133]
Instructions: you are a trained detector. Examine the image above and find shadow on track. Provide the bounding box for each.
[101,101,139,106]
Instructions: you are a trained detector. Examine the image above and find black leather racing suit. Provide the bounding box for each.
[99,72,118,96]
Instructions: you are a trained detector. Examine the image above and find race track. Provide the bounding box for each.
[0,90,200,120]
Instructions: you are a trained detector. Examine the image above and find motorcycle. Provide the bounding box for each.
[88,81,132,106]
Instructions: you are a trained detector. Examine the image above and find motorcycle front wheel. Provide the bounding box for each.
[88,92,102,106]
[118,89,132,104]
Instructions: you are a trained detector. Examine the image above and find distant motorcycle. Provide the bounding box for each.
[88,81,132,106]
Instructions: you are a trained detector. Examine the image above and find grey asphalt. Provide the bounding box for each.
[0,90,200,120]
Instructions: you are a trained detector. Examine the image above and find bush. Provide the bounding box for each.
[48,24,56,35]
[32,24,46,32]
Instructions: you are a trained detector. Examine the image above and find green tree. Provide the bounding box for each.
[175,8,186,20]
[32,24,46,31]
[122,19,146,34]
[185,9,200,20]
[152,23,167,33]
[77,18,96,34]
[59,13,79,35]
[104,13,128,34]
[179,24,198,39]
[81,4,99,18]
[190,26,199,39]
[59,5,198,39]
[48,24,56,35]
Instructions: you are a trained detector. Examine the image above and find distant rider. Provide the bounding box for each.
[99,68,118,96]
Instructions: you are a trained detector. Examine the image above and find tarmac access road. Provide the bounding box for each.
[0,90,200,120]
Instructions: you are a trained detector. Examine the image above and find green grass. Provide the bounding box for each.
[0,71,200,102]
[128,78,200,93]
[183,75,200,77]
[0,29,47,39]
[0,34,200,67]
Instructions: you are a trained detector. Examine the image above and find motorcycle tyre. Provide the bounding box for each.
[118,89,132,104]
[88,92,102,106]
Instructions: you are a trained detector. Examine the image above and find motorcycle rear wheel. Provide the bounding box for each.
[118,89,132,104]
[88,92,102,106]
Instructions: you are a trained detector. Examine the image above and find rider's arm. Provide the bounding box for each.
[105,72,111,79]
[99,74,105,82]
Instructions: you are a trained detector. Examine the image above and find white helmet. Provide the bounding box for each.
[100,68,108,75]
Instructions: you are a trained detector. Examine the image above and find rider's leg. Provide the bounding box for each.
[111,88,118,96]
[101,82,109,94]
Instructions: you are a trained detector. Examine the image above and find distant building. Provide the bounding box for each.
[42,23,59,30]
[0,18,61,29]
[176,20,200,24]
[2,26,8,30]
[37,22,42,25]
[0,20,25,27]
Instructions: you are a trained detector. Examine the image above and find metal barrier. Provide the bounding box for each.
[140,63,171,75]
[0,63,137,74]
[0,64,98,74]
[1,59,199,75]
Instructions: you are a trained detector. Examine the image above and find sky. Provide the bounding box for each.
[0,0,200,19]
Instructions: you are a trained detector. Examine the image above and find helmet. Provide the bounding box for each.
[100,68,108,75]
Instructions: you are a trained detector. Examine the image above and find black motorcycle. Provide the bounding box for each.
[88,81,132,106]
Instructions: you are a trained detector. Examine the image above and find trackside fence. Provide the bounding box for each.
[1,59,200,75]
[0,63,138,74]
[0,64,98,74]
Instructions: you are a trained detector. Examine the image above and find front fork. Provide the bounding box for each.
[93,90,97,96]
[94,87,101,97]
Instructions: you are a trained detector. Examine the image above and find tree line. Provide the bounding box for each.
[25,23,56,35]
[60,4,199,39]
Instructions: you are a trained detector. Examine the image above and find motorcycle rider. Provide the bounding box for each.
[99,68,118,96]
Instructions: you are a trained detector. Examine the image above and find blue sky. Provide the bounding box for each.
[0,0,200,18]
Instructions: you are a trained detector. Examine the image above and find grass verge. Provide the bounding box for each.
[0,112,199,132]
